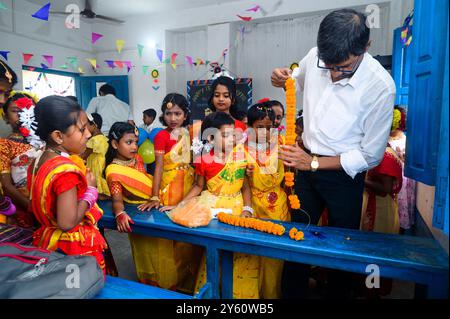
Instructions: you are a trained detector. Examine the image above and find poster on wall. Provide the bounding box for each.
[187,78,252,122]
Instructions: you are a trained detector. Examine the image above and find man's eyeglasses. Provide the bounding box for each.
[317,55,363,74]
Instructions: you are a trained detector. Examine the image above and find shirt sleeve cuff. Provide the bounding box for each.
[340,150,368,179]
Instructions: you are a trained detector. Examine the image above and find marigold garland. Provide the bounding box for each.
[288,227,305,241]
[217,212,285,236]
[284,78,301,210]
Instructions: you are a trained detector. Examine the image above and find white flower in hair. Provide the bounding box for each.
[191,138,204,155]
[19,107,35,129]
[203,142,213,153]
[15,96,44,149]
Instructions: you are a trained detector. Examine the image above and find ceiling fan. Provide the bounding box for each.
[50,0,125,24]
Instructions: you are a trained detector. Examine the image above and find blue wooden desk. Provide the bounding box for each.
[97,201,449,299]
[95,275,193,299]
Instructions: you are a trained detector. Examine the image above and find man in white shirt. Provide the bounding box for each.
[272,9,396,299]
[86,84,134,135]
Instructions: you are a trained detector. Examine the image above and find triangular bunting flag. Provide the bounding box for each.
[60,64,68,70]
[67,57,78,68]
[162,57,170,64]
[23,53,34,65]
[152,86,160,91]
[195,58,204,66]
[78,67,84,74]
[205,60,210,65]
[171,63,177,70]
[246,5,260,12]
[114,61,124,69]
[0,2,7,10]
[86,58,97,69]
[40,63,49,69]
[170,53,178,65]
[92,32,103,44]
[186,56,193,66]
[32,3,51,21]
[156,49,163,63]
[142,66,149,75]
[124,61,132,73]
[43,55,53,67]
[237,15,252,22]
[0,51,10,61]
[116,40,125,54]
[105,60,115,69]
[137,44,144,58]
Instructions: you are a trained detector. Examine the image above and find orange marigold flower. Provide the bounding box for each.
[294,231,304,241]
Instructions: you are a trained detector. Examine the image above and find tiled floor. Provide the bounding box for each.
[104,229,415,299]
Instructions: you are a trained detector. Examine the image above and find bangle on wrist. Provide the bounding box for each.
[242,206,254,216]
[115,211,126,219]
[150,196,160,202]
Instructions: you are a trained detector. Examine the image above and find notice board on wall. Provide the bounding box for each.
[187,78,252,122]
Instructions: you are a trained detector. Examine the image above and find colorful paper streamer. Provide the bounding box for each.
[32,3,51,21]
[23,53,34,65]
[116,40,125,54]
[42,55,53,67]
[0,51,10,61]
[156,49,163,63]
[137,44,144,58]
[92,32,103,44]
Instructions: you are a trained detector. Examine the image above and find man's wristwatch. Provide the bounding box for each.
[311,155,319,172]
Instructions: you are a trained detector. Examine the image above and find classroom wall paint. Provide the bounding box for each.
[416,183,449,253]
[91,0,409,126]
[0,0,96,137]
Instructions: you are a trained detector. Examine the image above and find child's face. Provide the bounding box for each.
[163,104,186,129]
[143,114,154,126]
[212,84,232,113]
[3,101,21,130]
[212,124,235,152]
[0,80,13,108]
[114,133,139,160]
[251,117,273,144]
[272,105,284,128]
[87,121,97,134]
[60,112,92,155]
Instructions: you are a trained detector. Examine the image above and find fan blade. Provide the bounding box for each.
[95,15,125,24]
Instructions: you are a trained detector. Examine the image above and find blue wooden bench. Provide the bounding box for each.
[98,201,449,299]
[95,275,193,299]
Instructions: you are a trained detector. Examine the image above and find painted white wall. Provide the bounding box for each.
[0,0,96,136]
[91,0,411,126]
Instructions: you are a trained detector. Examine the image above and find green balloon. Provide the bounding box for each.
[138,140,155,164]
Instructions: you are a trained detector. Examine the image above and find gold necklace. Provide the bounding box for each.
[112,157,136,166]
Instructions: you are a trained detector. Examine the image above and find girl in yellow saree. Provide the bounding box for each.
[137,94,201,293]
[164,112,260,299]
[246,103,290,299]
[106,122,198,290]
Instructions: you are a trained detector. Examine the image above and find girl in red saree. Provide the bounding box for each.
[28,96,107,274]
[361,110,404,234]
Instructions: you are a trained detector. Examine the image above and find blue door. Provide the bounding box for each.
[404,0,448,186]
[75,75,129,110]
[391,27,412,106]
[433,20,449,234]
